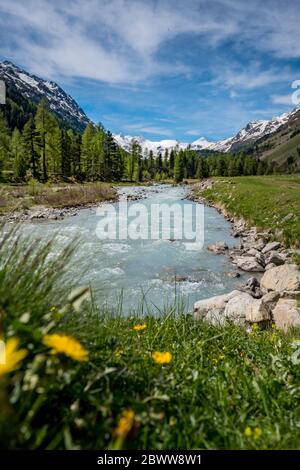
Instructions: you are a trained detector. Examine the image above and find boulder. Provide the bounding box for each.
[247,248,260,257]
[194,290,240,325]
[261,264,300,293]
[207,241,228,254]
[245,298,272,323]
[262,241,281,254]
[273,299,300,331]
[265,251,285,266]
[224,292,271,325]
[233,256,265,272]
[252,238,266,251]
[224,292,254,325]
[227,272,241,278]
[262,291,280,310]
[265,263,276,271]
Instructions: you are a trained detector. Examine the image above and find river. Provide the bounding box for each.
[19,184,246,314]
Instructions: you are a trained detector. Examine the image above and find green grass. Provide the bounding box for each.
[195,175,300,248]
[1,230,300,450]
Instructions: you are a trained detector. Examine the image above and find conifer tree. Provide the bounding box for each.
[22,116,40,179]
[35,98,57,180]
[174,152,184,182]
[0,113,10,179]
[11,128,27,180]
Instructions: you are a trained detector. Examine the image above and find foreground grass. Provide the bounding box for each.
[194,175,300,248]
[1,229,300,450]
[0,181,116,214]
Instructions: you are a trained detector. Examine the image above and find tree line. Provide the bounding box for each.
[0,97,281,183]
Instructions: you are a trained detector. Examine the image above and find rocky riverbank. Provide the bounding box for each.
[190,179,300,331]
[0,185,149,223]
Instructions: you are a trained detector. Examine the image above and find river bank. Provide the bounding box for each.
[189,177,300,330]
[0,181,118,222]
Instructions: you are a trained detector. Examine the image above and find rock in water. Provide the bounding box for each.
[207,241,229,254]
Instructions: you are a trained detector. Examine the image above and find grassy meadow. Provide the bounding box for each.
[193,175,300,248]
[0,226,300,450]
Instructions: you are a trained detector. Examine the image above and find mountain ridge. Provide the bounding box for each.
[0,60,90,132]
[114,107,300,156]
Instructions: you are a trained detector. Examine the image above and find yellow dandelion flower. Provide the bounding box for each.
[43,334,88,362]
[254,427,262,439]
[152,351,172,364]
[114,409,135,439]
[244,426,252,437]
[0,337,28,377]
[133,324,147,331]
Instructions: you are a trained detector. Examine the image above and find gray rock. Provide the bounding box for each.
[265,251,285,266]
[244,277,260,291]
[262,291,280,310]
[262,241,281,254]
[224,292,254,325]
[227,272,241,278]
[207,241,229,254]
[265,263,276,271]
[194,290,240,325]
[273,298,300,331]
[245,298,272,323]
[247,248,260,257]
[261,264,300,293]
[233,256,265,272]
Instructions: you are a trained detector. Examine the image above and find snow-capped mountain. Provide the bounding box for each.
[113,134,189,155]
[0,61,90,131]
[114,107,300,155]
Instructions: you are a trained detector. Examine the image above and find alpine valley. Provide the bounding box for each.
[1,60,300,171]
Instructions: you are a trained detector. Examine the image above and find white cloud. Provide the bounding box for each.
[185,129,201,136]
[0,0,299,88]
[271,94,293,105]
[124,123,173,136]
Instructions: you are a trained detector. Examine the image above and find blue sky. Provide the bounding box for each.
[0,0,300,141]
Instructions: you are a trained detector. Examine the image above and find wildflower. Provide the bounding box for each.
[244,426,252,437]
[114,409,135,439]
[115,349,125,358]
[152,351,172,364]
[43,334,89,362]
[219,354,225,361]
[0,337,28,377]
[133,324,147,331]
[254,427,262,439]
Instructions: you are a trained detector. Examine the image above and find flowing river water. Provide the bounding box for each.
[19,184,247,314]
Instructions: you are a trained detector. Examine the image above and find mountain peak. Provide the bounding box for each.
[0,60,90,132]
